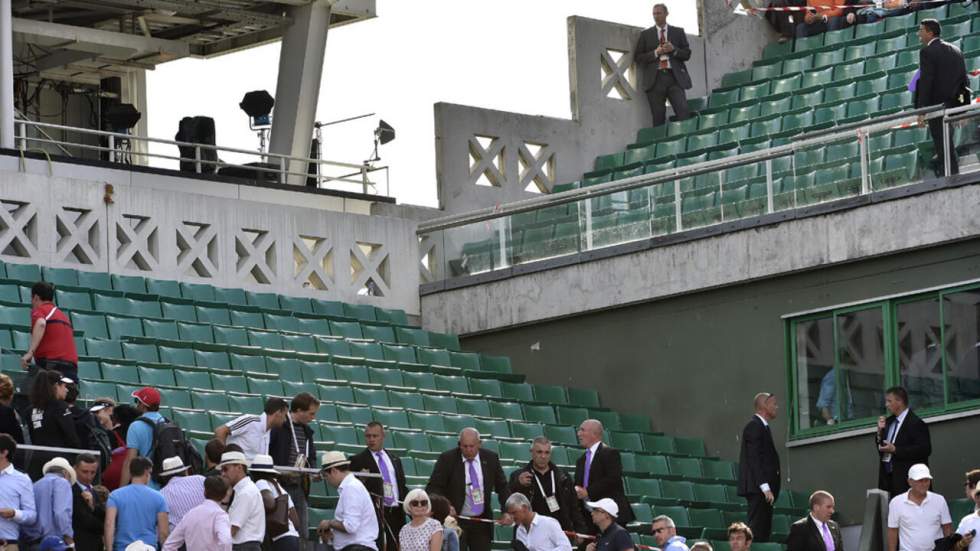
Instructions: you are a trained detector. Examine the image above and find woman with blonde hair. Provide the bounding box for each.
[399,488,444,551]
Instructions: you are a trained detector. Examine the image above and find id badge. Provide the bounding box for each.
[383,481,395,499]
[470,485,484,505]
[545,495,560,513]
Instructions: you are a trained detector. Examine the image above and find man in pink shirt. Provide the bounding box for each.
[163,476,232,551]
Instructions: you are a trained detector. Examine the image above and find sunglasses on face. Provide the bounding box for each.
[410,500,429,507]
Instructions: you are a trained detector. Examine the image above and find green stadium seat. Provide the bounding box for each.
[80,379,118,401]
[101,362,138,383]
[423,394,458,413]
[318,382,355,403]
[55,289,91,311]
[211,372,247,393]
[5,263,40,282]
[329,321,363,339]
[172,408,212,433]
[249,377,284,396]
[72,312,108,339]
[556,405,589,426]
[689,508,727,533]
[244,291,278,310]
[247,329,282,350]
[299,360,334,381]
[147,279,182,298]
[76,360,100,380]
[675,437,707,457]
[698,110,729,131]
[382,344,416,364]
[213,326,249,346]
[281,334,316,354]
[500,381,534,402]
[261,313,298,333]
[212,287,247,306]
[294,317,330,336]
[178,283,215,302]
[110,274,146,294]
[85,338,123,360]
[353,387,389,407]
[142,319,179,340]
[793,34,824,53]
[708,89,740,109]
[610,431,644,452]
[76,271,111,291]
[276,295,312,314]
[456,397,492,417]
[335,364,371,384]
[522,404,557,424]
[138,365,175,386]
[122,342,159,363]
[226,393,264,413]
[468,378,502,397]
[177,321,213,344]
[361,324,395,343]
[192,389,228,411]
[343,303,377,322]
[666,117,700,138]
[228,309,264,329]
[161,301,197,323]
[485,400,521,420]
[812,48,844,69]
[720,69,753,89]
[702,459,736,481]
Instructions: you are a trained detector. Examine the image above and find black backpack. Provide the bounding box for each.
[138,416,204,484]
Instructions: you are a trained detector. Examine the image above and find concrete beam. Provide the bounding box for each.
[420,183,980,335]
[12,17,190,60]
[269,0,332,186]
[1,0,14,149]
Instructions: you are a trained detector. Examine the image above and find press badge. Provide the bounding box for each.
[470,485,484,505]
[383,481,395,500]
[545,495,560,512]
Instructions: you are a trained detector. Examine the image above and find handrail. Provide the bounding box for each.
[13,119,390,195]
[417,103,977,234]
[15,109,74,158]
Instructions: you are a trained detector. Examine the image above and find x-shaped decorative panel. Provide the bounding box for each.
[418,234,438,283]
[351,241,390,297]
[468,135,507,187]
[116,214,159,271]
[176,221,219,278]
[600,48,635,100]
[293,234,333,291]
[518,141,556,193]
[0,200,39,258]
[236,228,276,285]
[55,207,102,265]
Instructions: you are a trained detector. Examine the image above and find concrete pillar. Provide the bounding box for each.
[269,0,333,186]
[0,0,15,150]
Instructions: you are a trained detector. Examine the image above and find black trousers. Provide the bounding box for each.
[929,117,959,175]
[766,1,796,37]
[459,518,494,551]
[646,70,690,127]
[746,493,774,543]
[34,358,78,385]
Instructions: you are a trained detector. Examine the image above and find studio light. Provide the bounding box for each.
[104,103,141,132]
[239,90,274,127]
[367,119,396,163]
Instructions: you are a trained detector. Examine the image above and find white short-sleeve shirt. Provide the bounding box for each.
[887,491,952,551]
[956,511,980,551]
[255,479,299,541]
[224,413,270,459]
[227,477,266,544]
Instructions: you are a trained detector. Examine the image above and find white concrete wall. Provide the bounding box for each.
[435,16,708,214]
[420,184,980,335]
[0,154,421,314]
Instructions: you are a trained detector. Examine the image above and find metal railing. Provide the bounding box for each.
[418,103,980,281]
[12,119,390,197]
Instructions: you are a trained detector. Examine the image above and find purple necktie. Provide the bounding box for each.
[584,448,593,488]
[376,451,395,506]
[821,523,835,551]
[467,459,484,516]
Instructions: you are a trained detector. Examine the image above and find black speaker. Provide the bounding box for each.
[175,116,217,174]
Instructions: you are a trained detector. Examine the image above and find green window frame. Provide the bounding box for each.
[785,280,980,439]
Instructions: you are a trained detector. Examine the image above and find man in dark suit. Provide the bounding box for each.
[72,454,106,551]
[507,436,587,534]
[786,491,844,551]
[574,419,635,531]
[737,393,781,543]
[426,428,512,551]
[916,18,969,176]
[876,386,931,497]
[635,3,692,127]
[349,421,409,551]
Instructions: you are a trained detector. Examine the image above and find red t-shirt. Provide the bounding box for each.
[30,302,78,364]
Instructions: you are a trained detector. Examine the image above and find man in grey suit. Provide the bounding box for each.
[635,3,693,127]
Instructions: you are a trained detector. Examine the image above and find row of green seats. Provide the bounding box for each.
[59,308,463,356]
[0,261,409,325]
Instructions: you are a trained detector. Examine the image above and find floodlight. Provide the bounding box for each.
[239,90,274,127]
[104,103,141,131]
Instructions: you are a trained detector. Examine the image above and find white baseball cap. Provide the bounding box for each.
[908,464,933,481]
[585,498,619,518]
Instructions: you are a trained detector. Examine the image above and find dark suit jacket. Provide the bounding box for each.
[786,516,844,551]
[635,24,693,91]
[737,416,781,498]
[574,443,635,524]
[72,483,105,551]
[426,448,508,520]
[916,38,968,108]
[876,409,931,491]
[349,447,409,506]
[507,462,588,533]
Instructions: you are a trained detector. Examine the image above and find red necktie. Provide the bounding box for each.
[659,28,669,70]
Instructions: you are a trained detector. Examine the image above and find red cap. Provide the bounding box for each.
[132,387,161,407]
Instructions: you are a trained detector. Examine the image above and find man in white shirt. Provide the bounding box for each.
[954,478,979,551]
[317,451,378,551]
[508,493,572,551]
[215,398,288,460]
[888,464,953,551]
[219,451,265,551]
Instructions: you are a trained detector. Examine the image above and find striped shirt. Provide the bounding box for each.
[161,474,206,530]
[224,412,269,459]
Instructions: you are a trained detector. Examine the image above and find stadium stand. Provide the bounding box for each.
[0,260,812,547]
[452,5,980,275]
